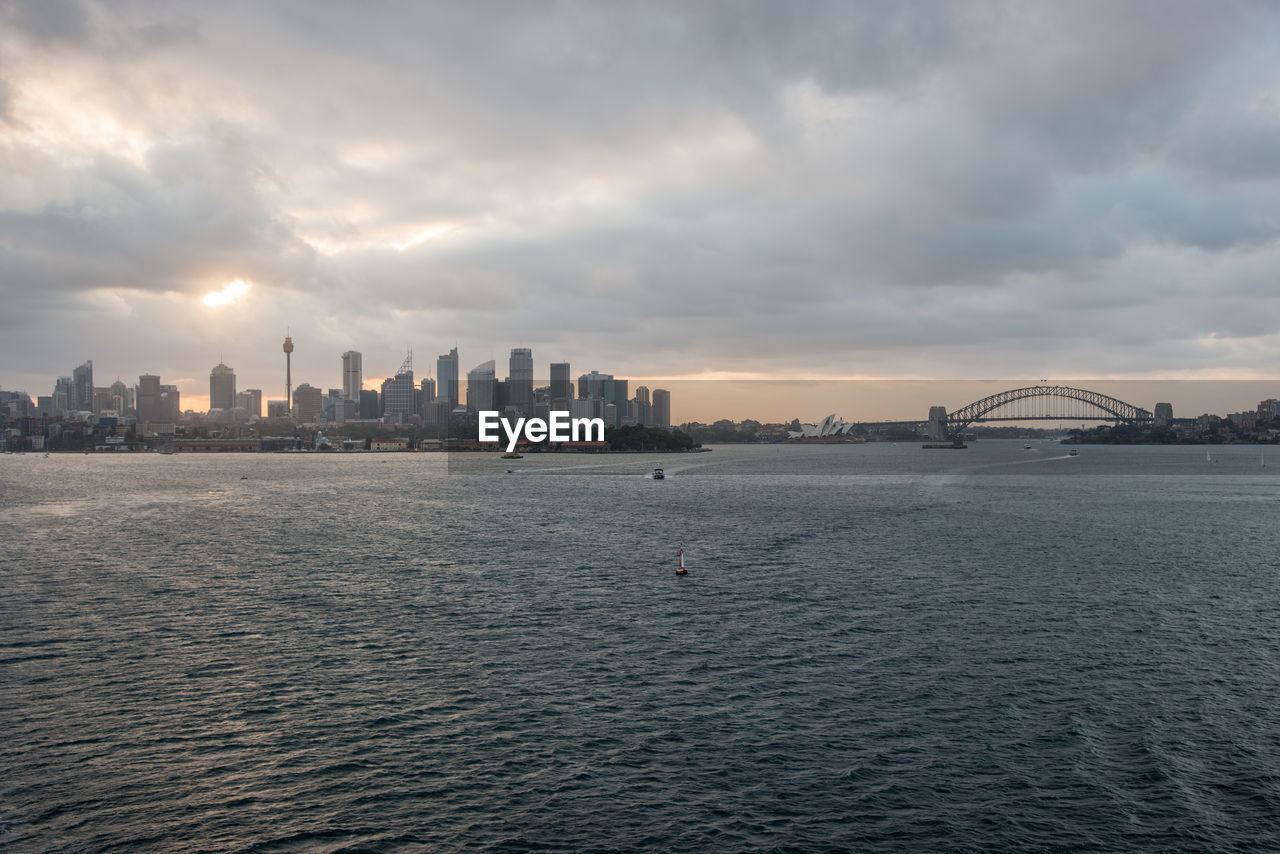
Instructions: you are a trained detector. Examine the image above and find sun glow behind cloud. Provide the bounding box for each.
[203,280,250,308]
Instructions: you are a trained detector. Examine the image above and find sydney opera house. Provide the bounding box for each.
[786,414,862,439]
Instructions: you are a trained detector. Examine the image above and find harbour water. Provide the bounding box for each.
[3,442,1280,851]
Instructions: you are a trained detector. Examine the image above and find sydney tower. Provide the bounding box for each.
[283,334,294,420]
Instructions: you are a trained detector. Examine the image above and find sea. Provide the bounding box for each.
[3,441,1279,852]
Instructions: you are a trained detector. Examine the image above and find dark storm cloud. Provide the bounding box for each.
[2,0,1279,401]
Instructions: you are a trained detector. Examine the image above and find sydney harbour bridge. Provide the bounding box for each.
[925,384,1153,441]
[804,384,1154,441]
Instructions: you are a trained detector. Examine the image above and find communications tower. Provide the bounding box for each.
[283,334,294,419]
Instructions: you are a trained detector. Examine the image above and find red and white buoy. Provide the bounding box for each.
[676,544,688,575]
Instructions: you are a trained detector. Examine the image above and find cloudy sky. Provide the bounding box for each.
[2,0,1279,415]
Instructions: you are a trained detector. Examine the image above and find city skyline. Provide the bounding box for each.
[9,343,1280,426]
[2,3,1280,408]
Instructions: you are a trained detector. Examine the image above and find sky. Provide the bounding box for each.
[2,0,1279,420]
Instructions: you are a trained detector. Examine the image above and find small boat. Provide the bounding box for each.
[652,467,665,480]
[1023,443,1032,449]
[502,452,522,459]
[675,544,688,575]
[1068,449,1079,456]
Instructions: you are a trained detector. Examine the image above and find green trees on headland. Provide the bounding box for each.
[604,425,700,452]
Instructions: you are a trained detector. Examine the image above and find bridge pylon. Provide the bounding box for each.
[927,406,949,440]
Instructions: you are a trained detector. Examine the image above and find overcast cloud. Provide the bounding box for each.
[2,0,1279,408]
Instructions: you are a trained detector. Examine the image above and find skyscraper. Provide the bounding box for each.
[467,360,495,412]
[634,385,651,426]
[209,362,236,411]
[382,351,414,418]
[53,376,72,415]
[293,383,322,422]
[137,374,162,427]
[72,360,93,412]
[577,370,612,400]
[653,389,671,428]
[508,348,533,414]
[342,350,362,401]
[237,389,263,418]
[160,384,181,422]
[550,362,572,401]
[437,347,459,408]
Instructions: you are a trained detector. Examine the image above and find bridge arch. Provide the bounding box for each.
[945,385,1152,436]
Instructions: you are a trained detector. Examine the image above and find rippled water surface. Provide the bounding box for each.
[3,443,1280,851]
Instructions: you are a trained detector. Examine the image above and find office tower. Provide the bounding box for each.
[283,335,294,419]
[634,385,651,426]
[550,362,572,401]
[236,389,263,418]
[160,385,181,422]
[420,378,436,414]
[437,347,459,408]
[603,378,628,427]
[577,370,612,400]
[53,376,72,415]
[508,348,533,414]
[359,389,380,419]
[466,360,495,412]
[266,400,289,418]
[137,374,162,426]
[293,383,323,422]
[110,380,132,415]
[92,387,114,414]
[209,362,236,411]
[342,350,362,401]
[72,360,93,412]
[652,389,671,428]
[382,351,414,418]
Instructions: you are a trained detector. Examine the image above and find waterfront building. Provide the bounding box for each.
[437,348,459,408]
[508,348,533,414]
[467,360,495,412]
[209,362,236,412]
[652,388,671,428]
[342,351,362,401]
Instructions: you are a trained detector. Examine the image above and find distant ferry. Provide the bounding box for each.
[652,467,665,480]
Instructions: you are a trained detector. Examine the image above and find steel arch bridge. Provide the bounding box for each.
[943,385,1152,437]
